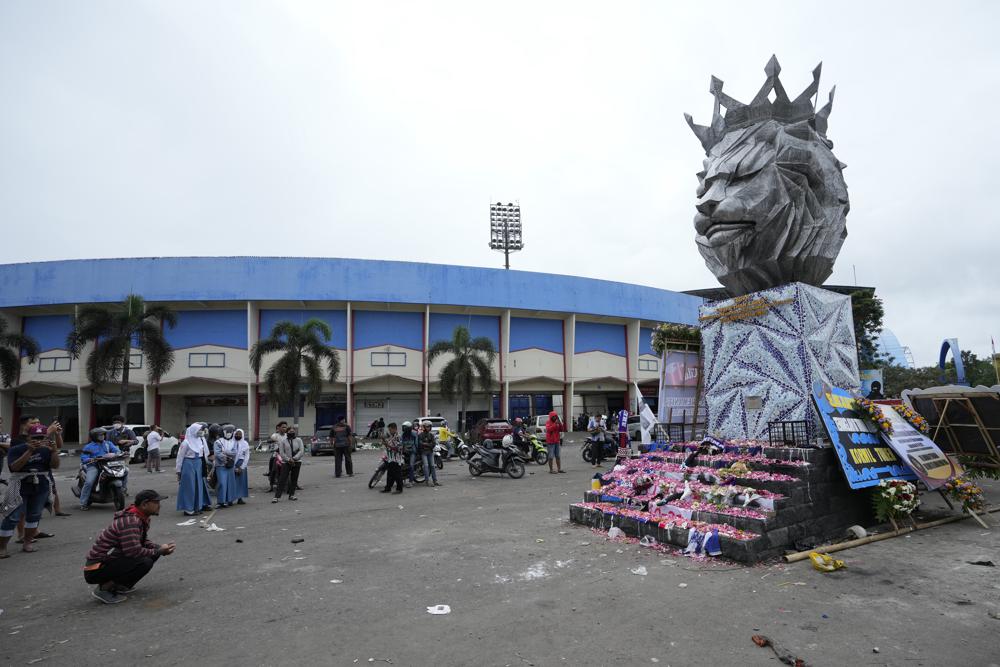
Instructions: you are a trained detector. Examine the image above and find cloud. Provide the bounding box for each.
[1,0,997,366]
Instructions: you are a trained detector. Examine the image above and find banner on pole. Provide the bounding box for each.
[633,382,659,444]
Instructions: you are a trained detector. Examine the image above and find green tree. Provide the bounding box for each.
[851,289,885,367]
[943,350,998,387]
[0,317,40,387]
[427,325,496,433]
[67,295,176,420]
[880,364,942,397]
[249,319,341,428]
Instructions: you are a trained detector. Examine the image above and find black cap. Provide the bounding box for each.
[134,490,169,504]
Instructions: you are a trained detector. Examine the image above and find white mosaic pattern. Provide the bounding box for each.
[700,283,860,440]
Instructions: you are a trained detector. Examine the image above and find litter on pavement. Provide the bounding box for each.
[426,605,451,615]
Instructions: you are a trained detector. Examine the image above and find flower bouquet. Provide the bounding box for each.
[872,479,919,530]
[856,397,893,436]
[942,477,985,513]
[892,404,930,434]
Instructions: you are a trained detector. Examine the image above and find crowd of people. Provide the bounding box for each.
[0,409,600,605]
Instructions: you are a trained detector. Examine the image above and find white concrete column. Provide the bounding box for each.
[627,319,640,412]
[143,384,156,425]
[500,309,511,418]
[423,304,431,415]
[77,386,92,443]
[563,314,576,425]
[247,383,257,441]
[247,301,259,437]
[346,302,354,427]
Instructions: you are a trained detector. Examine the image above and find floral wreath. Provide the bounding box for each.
[856,396,893,436]
[892,404,930,434]
[942,477,985,513]
[872,479,919,524]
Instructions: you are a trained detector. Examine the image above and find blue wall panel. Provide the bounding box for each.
[510,317,563,353]
[429,314,499,348]
[575,321,626,356]
[22,315,72,353]
[259,310,347,348]
[354,311,423,350]
[0,258,702,325]
[640,327,656,356]
[166,310,247,349]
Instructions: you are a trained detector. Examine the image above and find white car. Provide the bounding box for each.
[412,416,449,440]
[100,424,180,462]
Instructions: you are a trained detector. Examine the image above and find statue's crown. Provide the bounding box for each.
[685,55,835,153]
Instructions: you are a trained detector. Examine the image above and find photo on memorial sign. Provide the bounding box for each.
[860,369,884,399]
[811,383,915,489]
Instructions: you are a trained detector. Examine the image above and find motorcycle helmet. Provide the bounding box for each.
[402,421,412,429]
[207,423,223,442]
[222,423,236,439]
[514,417,523,424]
[502,434,513,447]
[421,420,431,428]
[89,427,107,441]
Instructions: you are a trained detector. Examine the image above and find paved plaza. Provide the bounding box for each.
[0,448,996,666]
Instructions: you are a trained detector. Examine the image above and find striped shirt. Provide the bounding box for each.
[384,433,404,464]
[86,507,159,561]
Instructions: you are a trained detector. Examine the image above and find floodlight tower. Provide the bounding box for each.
[489,201,523,270]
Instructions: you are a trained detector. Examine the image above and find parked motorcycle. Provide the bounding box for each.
[368,455,427,488]
[70,453,129,511]
[433,442,447,469]
[467,438,526,479]
[581,433,618,463]
[517,433,550,466]
[456,438,472,461]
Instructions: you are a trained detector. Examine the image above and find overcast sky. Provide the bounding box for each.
[1,1,997,366]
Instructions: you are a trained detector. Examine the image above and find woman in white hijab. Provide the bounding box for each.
[176,423,212,516]
[213,424,239,508]
[234,429,250,504]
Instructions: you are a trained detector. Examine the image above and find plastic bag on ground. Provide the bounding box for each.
[639,535,658,548]
[607,527,624,539]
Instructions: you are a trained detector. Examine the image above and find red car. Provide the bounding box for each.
[473,418,513,444]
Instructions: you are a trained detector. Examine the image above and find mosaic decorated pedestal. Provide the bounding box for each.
[699,282,860,441]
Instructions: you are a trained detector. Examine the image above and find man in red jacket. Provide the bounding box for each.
[545,411,565,474]
[83,490,176,604]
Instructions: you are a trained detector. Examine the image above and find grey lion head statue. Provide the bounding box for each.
[685,56,849,296]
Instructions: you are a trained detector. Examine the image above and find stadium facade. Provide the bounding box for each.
[0,257,702,442]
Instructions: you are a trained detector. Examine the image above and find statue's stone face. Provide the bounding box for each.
[693,119,849,296]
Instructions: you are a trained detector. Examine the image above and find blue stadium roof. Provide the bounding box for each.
[0,257,701,325]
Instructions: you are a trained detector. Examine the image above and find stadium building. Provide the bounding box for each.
[0,258,701,442]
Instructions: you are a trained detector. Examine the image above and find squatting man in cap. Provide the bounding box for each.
[83,489,176,604]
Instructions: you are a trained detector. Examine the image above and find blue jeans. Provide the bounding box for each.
[422,452,437,482]
[0,476,50,534]
[407,449,419,482]
[80,464,128,506]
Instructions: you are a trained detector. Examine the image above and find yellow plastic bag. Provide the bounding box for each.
[591,479,602,491]
[809,551,846,572]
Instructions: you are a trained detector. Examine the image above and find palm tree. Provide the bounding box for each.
[249,319,341,428]
[427,325,496,434]
[66,295,177,420]
[0,317,40,388]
